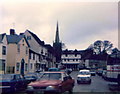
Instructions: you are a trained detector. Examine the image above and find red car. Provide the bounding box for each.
[26,71,75,94]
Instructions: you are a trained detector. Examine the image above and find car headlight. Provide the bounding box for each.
[46,86,56,91]
[27,86,34,90]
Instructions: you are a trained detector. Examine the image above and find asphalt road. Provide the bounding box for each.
[70,71,111,92]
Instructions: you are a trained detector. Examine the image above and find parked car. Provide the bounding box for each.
[0,74,27,94]
[48,68,60,71]
[24,73,38,84]
[26,71,75,94]
[77,69,91,84]
[90,70,96,76]
[97,68,103,76]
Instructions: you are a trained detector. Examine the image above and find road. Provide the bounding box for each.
[70,71,111,92]
[16,71,115,94]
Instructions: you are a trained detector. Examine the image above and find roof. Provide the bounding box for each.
[62,49,84,54]
[27,30,45,46]
[79,70,90,72]
[6,34,30,47]
[0,33,6,43]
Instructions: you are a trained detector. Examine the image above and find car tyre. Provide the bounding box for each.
[68,88,73,94]
[89,80,91,84]
[77,81,80,84]
[26,91,34,94]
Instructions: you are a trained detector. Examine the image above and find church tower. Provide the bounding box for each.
[53,22,62,66]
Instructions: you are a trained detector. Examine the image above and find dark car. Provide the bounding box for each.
[24,73,38,84]
[97,69,103,76]
[0,74,27,94]
[26,71,75,94]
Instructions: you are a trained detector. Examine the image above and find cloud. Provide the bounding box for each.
[0,1,118,50]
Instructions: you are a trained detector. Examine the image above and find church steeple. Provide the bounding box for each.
[55,21,60,43]
[53,21,62,65]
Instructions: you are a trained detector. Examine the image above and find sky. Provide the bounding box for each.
[0,0,119,50]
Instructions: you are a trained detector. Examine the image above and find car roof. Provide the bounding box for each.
[79,69,90,72]
[40,71,65,73]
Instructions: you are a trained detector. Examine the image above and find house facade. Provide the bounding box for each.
[6,29,30,75]
[61,49,82,70]
[83,54,108,70]
[23,30,56,72]
[0,34,7,74]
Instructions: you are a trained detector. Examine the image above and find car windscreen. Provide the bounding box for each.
[39,73,61,80]
[0,74,13,80]
[79,71,90,75]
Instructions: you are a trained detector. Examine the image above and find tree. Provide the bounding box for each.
[88,40,113,54]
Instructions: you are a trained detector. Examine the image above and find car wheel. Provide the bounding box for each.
[77,81,80,84]
[89,80,91,84]
[68,88,73,94]
[26,91,34,94]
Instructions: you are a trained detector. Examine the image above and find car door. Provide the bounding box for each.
[61,73,71,92]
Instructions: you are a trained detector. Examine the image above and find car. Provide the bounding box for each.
[97,68,103,76]
[26,71,75,94]
[90,70,96,76]
[48,68,60,71]
[0,74,27,94]
[24,73,38,84]
[77,69,91,84]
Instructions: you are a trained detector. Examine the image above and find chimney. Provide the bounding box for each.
[10,29,15,35]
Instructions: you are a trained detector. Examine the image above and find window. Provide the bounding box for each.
[64,59,66,61]
[41,49,43,54]
[39,55,41,61]
[25,63,28,71]
[16,62,20,71]
[65,54,68,57]
[75,54,77,57]
[27,36,31,40]
[2,46,6,55]
[29,53,31,59]
[0,60,5,71]
[17,44,20,53]
[33,53,35,60]
[30,63,33,69]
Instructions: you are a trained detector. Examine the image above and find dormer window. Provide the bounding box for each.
[27,36,31,40]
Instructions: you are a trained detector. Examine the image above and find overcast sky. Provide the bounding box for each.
[0,0,119,50]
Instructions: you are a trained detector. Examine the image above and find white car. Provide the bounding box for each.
[77,69,91,84]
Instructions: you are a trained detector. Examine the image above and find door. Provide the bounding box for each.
[21,59,25,76]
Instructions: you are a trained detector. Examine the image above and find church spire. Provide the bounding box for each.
[55,21,60,43]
